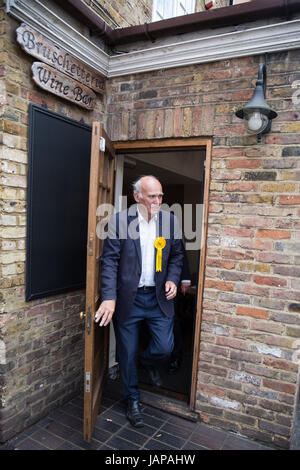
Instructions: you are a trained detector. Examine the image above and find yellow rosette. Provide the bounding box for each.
[154,237,166,272]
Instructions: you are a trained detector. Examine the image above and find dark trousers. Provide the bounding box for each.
[114,288,174,401]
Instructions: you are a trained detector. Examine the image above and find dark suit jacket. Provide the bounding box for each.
[181,246,191,282]
[100,206,184,323]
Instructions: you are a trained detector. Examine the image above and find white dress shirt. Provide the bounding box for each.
[137,209,157,287]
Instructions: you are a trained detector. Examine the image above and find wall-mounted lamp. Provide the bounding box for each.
[235,63,277,142]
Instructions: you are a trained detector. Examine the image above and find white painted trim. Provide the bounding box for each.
[6,0,300,79]
[108,19,300,77]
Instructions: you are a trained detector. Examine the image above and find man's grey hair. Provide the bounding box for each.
[132,175,161,197]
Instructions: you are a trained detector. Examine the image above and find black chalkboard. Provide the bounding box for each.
[26,103,91,301]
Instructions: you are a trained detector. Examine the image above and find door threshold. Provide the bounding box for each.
[140,389,199,422]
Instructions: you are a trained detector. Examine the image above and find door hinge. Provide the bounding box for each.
[86,308,91,334]
[100,137,105,152]
[88,232,94,256]
[85,372,90,393]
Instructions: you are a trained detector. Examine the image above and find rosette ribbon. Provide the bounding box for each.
[154,237,166,272]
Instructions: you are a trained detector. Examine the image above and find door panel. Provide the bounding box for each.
[83,122,115,442]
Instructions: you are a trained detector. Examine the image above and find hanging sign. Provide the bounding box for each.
[31,62,96,110]
[16,23,105,95]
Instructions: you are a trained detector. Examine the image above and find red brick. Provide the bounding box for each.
[197,384,225,398]
[214,124,245,136]
[222,249,254,260]
[27,304,52,318]
[206,258,235,269]
[237,285,269,297]
[216,336,248,351]
[263,357,299,373]
[203,70,232,80]
[279,196,300,205]
[154,109,164,137]
[192,106,202,135]
[212,148,243,158]
[174,107,182,136]
[164,108,173,137]
[224,227,255,238]
[257,229,291,239]
[227,159,261,169]
[137,112,145,139]
[257,252,290,264]
[253,275,287,287]
[233,90,253,101]
[241,217,273,228]
[237,306,268,320]
[203,300,234,314]
[205,279,235,291]
[253,239,273,251]
[263,379,296,395]
[226,182,259,192]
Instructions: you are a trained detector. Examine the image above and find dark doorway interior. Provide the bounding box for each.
[121,150,205,401]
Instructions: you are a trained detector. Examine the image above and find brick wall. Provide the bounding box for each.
[106,52,300,449]
[82,0,231,27]
[0,8,106,441]
[82,0,152,27]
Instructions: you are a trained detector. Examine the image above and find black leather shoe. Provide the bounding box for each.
[167,358,181,375]
[126,400,144,428]
[146,366,162,388]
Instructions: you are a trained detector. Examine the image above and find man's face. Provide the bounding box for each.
[134,177,163,220]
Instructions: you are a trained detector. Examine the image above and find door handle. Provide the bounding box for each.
[80,312,86,320]
[80,309,91,334]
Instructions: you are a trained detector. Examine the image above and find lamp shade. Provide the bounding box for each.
[235,76,278,120]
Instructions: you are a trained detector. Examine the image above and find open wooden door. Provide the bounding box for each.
[82,122,115,442]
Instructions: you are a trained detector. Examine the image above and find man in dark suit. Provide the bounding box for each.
[94,175,184,428]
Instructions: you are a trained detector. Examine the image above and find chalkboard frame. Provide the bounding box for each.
[26,103,92,301]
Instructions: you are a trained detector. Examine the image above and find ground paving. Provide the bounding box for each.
[0,380,278,451]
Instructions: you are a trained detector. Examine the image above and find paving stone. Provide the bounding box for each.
[189,425,228,450]
[61,402,83,419]
[67,430,105,450]
[44,420,76,440]
[14,437,49,450]
[53,412,83,431]
[167,414,199,431]
[95,416,122,433]
[182,441,209,450]
[29,428,65,450]
[105,435,140,450]
[123,422,157,438]
[99,408,129,425]
[56,441,82,450]
[117,427,149,446]
[151,430,186,449]
[145,438,177,450]
[160,421,193,438]
[142,413,165,428]
[98,444,116,450]
[142,405,172,420]
[92,426,115,443]
[222,434,272,450]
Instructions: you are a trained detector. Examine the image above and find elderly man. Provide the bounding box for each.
[95,175,184,428]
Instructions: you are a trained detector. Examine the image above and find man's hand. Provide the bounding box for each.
[165,281,177,300]
[181,280,191,296]
[94,300,116,327]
